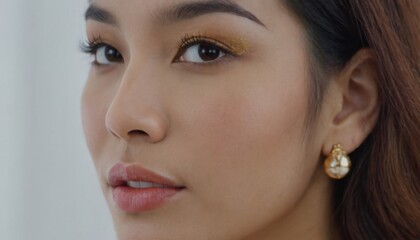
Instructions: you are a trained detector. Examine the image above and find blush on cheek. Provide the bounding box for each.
[179,79,312,227]
[190,81,307,165]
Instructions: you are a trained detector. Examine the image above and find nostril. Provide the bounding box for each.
[128,130,148,136]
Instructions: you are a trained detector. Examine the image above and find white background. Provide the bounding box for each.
[0,0,116,239]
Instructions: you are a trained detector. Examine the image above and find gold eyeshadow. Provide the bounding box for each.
[176,32,250,57]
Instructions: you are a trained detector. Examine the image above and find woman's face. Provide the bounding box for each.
[82,0,332,239]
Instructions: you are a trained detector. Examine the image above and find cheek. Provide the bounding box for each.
[194,86,304,159]
[172,71,316,238]
[81,73,114,161]
[177,67,312,216]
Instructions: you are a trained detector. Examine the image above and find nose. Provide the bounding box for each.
[105,64,168,143]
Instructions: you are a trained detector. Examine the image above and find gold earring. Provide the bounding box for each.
[324,144,351,179]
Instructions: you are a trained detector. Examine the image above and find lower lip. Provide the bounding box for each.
[112,186,183,213]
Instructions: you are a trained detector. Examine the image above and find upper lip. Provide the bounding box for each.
[108,163,183,188]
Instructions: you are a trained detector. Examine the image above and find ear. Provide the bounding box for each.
[322,49,380,156]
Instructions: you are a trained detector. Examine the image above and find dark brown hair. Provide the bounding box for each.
[284,0,420,239]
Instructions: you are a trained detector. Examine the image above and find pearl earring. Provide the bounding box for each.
[324,144,351,179]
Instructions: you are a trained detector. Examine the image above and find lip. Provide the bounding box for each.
[108,163,185,213]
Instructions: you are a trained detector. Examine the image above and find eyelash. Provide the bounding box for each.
[80,34,236,66]
[174,34,237,64]
[79,36,111,66]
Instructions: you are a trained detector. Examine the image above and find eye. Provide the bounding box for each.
[94,45,123,65]
[178,43,227,63]
[173,34,239,65]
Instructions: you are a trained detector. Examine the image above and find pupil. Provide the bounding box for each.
[105,47,122,62]
[198,44,220,61]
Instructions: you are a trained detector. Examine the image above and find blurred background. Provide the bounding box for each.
[0,0,116,239]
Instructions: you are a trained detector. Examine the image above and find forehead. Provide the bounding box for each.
[85,0,280,30]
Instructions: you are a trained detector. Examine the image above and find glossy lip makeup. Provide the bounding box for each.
[108,163,185,213]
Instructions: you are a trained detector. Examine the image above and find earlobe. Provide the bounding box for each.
[322,49,380,156]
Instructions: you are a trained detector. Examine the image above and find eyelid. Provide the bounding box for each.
[173,33,249,63]
[80,36,123,66]
[80,36,106,54]
[178,35,232,53]
[80,36,121,55]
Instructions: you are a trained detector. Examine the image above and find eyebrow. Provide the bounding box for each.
[84,4,116,26]
[85,0,266,28]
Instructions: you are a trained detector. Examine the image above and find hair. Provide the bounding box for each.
[283,0,420,239]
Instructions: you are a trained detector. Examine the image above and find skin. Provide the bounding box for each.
[81,0,379,239]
